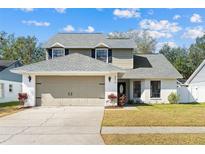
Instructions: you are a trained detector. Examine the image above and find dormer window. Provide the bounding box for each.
[95,48,108,63]
[52,48,65,59]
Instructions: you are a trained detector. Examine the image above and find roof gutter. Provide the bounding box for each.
[10,70,125,75]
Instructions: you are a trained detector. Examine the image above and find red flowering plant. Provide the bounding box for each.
[107,93,117,106]
[18,93,28,105]
[118,94,127,107]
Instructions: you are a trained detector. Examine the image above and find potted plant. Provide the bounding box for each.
[18,93,28,107]
[118,94,127,107]
[107,93,117,106]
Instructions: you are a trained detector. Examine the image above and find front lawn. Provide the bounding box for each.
[102,134,205,145]
[102,103,205,126]
[0,101,22,117]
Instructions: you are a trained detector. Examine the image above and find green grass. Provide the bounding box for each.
[0,101,21,117]
[0,101,20,107]
[103,103,205,126]
[102,134,205,145]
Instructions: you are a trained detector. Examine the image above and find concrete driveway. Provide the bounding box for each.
[0,106,105,145]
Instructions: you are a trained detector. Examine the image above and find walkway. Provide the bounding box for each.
[101,127,205,134]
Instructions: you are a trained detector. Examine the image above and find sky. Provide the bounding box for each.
[0,8,205,50]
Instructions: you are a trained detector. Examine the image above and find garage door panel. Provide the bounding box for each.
[36,76,105,106]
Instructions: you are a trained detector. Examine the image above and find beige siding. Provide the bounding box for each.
[112,49,133,69]
[69,49,91,56]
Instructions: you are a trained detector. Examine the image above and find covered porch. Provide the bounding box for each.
[117,79,145,104]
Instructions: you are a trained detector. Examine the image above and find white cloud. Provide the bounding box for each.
[173,15,181,20]
[139,19,181,39]
[84,26,95,33]
[113,9,140,19]
[63,25,75,32]
[182,26,204,39]
[157,41,178,49]
[22,20,50,27]
[190,14,202,23]
[20,8,34,12]
[146,30,172,39]
[55,8,67,14]
[140,19,181,32]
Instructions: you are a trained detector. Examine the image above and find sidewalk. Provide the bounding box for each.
[101,127,205,134]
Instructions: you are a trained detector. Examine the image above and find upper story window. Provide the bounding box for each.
[95,48,108,63]
[52,48,65,59]
[150,81,161,98]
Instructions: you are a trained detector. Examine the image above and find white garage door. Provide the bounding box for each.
[36,76,105,106]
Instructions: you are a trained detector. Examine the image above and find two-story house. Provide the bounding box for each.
[12,33,182,107]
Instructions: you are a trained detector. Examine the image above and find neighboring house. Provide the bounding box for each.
[11,33,182,107]
[0,60,22,103]
[178,60,205,103]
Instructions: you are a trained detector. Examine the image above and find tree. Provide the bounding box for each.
[159,44,192,79]
[188,35,205,73]
[133,30,157,54]
[108,30,157,54]
[0,31,45,64]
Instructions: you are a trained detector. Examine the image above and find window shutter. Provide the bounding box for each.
[65,48,69,55]
[108,49,112,63]
[91,49,95,58]
[48,49,52,59]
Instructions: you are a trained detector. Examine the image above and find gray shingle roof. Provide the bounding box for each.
[12,53,123,74]
[121,54,182,79]
[43,33,136,49]
[0,60,22,82]
[0,60,17,66]
[0,60,17,71]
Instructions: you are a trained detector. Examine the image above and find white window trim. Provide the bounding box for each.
[95,48,108,63]
[52,48,65,59]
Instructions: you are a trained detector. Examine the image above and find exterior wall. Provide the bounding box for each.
[69,49,91,57]
[47,48,134,69]
[105,73,118,106]
[22,73,118,107]
[189,82,205,103]
[129,79,177,103]
[190,66,205,84]
[0,80,22,103]
[178,82,205,103]
[112,49,133,69]
[22,74,36,107]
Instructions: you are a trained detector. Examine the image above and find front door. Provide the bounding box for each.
[118,82,126,96]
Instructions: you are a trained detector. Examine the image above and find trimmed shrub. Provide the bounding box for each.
[127,100,135,104]
[168,92,180,104]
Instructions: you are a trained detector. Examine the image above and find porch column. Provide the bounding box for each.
[129,79,133,100]
[22,74,36,107]
[105,72,118,106]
